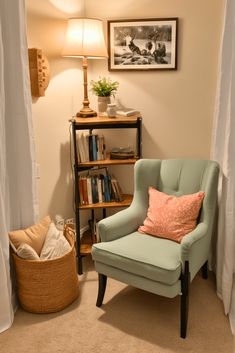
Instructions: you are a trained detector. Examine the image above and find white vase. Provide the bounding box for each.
[98,96,111,115]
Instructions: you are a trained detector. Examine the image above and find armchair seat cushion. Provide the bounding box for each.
[92,232,181,285]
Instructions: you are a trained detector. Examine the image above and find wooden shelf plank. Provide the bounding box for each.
[71,114,141,126]
[78,157,138,168]
[79,194,133,210]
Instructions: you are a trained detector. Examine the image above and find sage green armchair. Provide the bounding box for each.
[91,159,219,338]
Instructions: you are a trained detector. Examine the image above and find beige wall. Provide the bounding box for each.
[26,0,224,224]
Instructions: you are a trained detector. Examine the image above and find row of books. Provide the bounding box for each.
[77,133,106,163]
[79,172,123,205]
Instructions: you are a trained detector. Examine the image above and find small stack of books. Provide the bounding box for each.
[77,133,106,163]
[78,169,123,205]
[116,108,140,117]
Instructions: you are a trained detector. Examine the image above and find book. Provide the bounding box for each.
[110,178,118,201]
[77,135,85,162]
[92,134,98,161]
[114,179,124,202]
[103,174,111,202]
[111,177,124,202]
[97,178,103,203]
[97,135,106,160]
[88,134,93,161]
[91,176,99,203]
[86,177,93,204]
[116,109,139,117]
[84,134,90,162]
[82,177,88,205]
[78,177,84,205]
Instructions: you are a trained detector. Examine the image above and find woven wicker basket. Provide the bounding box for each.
[12,224,79,314]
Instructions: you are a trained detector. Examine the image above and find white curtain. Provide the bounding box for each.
[211,0,235,333]
[0,0,37,333]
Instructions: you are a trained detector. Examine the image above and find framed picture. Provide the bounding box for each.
[108,18,178,71]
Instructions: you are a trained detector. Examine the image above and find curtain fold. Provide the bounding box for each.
[0,0,37,333]
[211,0,235,333]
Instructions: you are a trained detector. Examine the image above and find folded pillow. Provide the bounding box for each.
[138,187,205,243]
[9,216,51,255]
[16,243,40,260]
[40,222,71,260]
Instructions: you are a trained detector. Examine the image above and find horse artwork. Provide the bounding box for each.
[108,18,178,71]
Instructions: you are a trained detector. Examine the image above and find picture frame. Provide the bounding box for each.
[108,18,178,71]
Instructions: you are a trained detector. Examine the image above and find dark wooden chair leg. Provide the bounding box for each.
[201,261,208,279]
[96,273,107,307]
[180,261,190,339]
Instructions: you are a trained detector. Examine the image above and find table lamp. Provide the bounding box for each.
[62,18,108,117]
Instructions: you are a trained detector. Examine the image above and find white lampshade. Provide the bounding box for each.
[62,18,108,58]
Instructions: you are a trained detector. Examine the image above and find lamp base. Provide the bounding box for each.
[76,108,97,118]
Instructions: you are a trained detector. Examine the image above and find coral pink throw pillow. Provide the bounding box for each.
[138,187,205,243]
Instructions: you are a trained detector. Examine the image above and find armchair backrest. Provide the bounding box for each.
[133,159,219,232]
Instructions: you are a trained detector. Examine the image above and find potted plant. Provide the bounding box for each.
[90,77,119,115]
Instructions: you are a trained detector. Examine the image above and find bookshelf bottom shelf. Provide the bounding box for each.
[78,195,133,256]
[80,230,94,256]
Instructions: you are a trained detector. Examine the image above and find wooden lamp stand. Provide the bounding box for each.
[76,57,97,118]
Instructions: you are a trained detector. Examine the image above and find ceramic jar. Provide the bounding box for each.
[107,103,117,118]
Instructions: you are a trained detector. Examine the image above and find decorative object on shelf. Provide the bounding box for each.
[62,18,107,117]
[28,48,50,97]
[107,103,117,118]
[116,108,140,116]
[108,18,178,71]
[110,146,135,159]
[90,77,119,115]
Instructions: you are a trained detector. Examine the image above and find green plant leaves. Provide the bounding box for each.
[90,77,119,97]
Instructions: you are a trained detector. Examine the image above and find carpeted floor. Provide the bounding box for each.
[0,257,233,353]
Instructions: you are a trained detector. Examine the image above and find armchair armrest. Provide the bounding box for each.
[181,223,208,254]
[98,204,145,242]
[180,223,209,277]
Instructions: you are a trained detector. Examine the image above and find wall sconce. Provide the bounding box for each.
[28,48,50,97]
[62,18,107,117]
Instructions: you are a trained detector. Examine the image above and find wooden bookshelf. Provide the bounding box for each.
[71,114,142,274]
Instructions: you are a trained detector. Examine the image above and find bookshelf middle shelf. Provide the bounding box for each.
[77,156,137,169]
[78,194,133,209]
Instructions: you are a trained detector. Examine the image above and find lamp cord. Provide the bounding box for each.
[69,122,76,213]
[83,0,86,17]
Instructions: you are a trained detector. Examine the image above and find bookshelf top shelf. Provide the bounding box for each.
[71,114,142,129]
